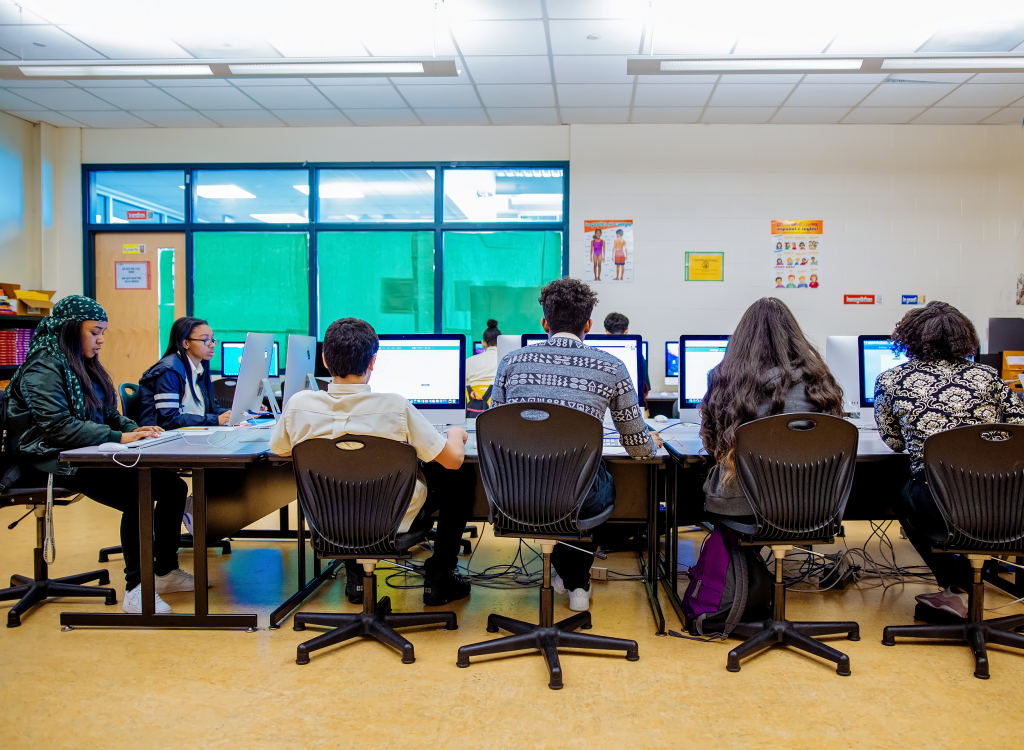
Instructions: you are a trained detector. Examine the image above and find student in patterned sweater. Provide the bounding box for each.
[490,277,661,611]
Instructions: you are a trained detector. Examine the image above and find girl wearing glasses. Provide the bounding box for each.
[139,317,231,429]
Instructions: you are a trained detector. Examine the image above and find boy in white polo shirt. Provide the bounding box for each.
[270,317,474,607]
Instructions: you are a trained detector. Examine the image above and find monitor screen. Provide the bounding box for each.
[373,335,466,409]
[642,341,648,362]
[859,336,910,408]
[473,341,485,356]
[680,336,730,407]
[521,334,644,405]
[665,341,679,385]
[221,340,278,378]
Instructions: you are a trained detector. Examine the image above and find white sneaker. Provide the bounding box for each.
[123,584,172,614]
[568,585,592,612]
[552,573,567,595]
[155,568,196,594]
[182,495,193,535]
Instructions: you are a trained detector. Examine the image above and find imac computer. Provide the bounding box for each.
[373,334,467,426]
[858,335,910,411]
[282,334,318,409]
[496,334,523,364]
[473,341,485,356]
[678,335,730,420]
[825,336,864,422]
[222,340,278,378]
[228,332,277,427]
[521,333,645,407]
[642,341,648,363]
[665,341,680,387]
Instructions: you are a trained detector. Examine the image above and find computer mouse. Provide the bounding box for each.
[654,414,669,423]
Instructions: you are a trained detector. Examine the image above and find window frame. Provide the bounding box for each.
[82,161,570,337]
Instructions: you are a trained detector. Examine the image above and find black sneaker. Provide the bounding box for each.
[345,566,364,605]
[423,569,471,606]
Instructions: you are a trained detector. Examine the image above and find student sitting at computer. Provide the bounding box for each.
[604,311,651,398]
[465,319,501,415]
[700,297,844,517]
[4,296,193,614]
[139,317,231,429]
[875,301,1024,619]
[269,317,475,606]
[491,279,661,611]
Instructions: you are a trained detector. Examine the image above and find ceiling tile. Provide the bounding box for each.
[464,56,551,83]
[828,30,936,55]
[0,89,48,110]
[14,88,117,110]
[701,107,776,124]
[310,77,407,86]
[770,107,850,124]
[318,85,407,108]
[934,84,1024,108]
[630,107,703,123]
[148,78,232,87]
[920,25,1024,54]
[710,84,795,107]
[559,106,630,123]
[859,83,958,107]
[649,23,736,55]
[0,5,48,23]
[199,110,286,127]
[912,108,1000,124]
[129,110,219,128]
[0,24,103,59]
[0,79,73,88]
[70,79,156,88]
[971,73,1024,83]
[0,46,16,60]
[84,88,191,110]
[718,74,804,84]
[387,71,473,85]
[271,109,354,127]
[450,20,548,55]
[235,86,334,109]
[342,108,421,126]
[636,74,719,84]
[553,55,633,84]
[169,35,282,59]
[557,83,633,106]
[633,84,712,107]
[264,32,367,58]
[476,84,555,107]
[361,20,457,57]
[982,108,1024,124]
[448,0,543,20]
[415,108,490,125]
[802,74,889,83]
[733,33,833,56]
[5,110,85,127]
[785,84,877,107]
[548,19,644,55]
[487,107,559,125]
[62,111,154,128]
[546,0,643,18]
[396,85,480,107]
[57,26,193,59]
[225,78,312,86]
[841,107,925,124]
[163,86,261,109]
[885,73,974,84]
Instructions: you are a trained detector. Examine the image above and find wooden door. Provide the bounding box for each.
[94,233,187,391]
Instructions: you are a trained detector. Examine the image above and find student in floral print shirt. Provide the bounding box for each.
[875,301,1024,618]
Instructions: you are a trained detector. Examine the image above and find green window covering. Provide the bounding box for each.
[442,231,562,339]
[193,232,309,368]
[317,232,435,337]
[157,248,176,358]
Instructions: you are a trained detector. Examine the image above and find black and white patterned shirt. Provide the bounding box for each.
[875,358,1024,475]
[491,334,656,459]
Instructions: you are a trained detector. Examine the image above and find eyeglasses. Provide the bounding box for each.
[187,337,218,346]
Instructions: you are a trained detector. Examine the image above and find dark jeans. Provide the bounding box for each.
[20,466,188,589]
[345,460,476,579]
[896,473,972,590]
[550,461,616,591]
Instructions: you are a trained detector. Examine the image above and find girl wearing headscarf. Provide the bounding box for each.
[5,296,193,614]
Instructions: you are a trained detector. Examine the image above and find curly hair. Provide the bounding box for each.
[891,301,979,361]
[538,277,598,336]
[603,312,629,334]
[323,318,379,378]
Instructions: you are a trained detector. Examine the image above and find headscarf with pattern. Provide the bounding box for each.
[6,295,109,419]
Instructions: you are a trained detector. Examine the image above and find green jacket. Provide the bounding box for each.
[8,352,138,474]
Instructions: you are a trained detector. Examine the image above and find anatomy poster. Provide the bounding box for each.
[771,220,822,290]
[583,220,633,283]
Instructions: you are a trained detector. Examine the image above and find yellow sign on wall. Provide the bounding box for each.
[770,220,823,235]
[685,252,724,281]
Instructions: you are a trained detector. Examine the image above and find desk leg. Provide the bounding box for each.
[269,505,341,630]
[660,458,687,628]
[61,467,258,630]
[638,463,666,636]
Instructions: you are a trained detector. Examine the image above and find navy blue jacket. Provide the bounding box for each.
[139,353,226,429]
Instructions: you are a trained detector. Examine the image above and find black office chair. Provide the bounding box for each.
[1,485,117,627]
[212,378,236,410]
[456,404,640,690]
[290,436,458,665]
[882,424,1024,679]
[712,413,861,675]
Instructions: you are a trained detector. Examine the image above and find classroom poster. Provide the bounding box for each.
[583,220,633,283]
[771,220,822,291]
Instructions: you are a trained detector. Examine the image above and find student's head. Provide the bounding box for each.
[322,318,379,379]
[48,295,116,413]
[700,298,843,477]
[164,316,216,363]
[483,318,501,347]
[616,229,624,237]
[604,311,629,335]
[891,301,979,361]
[539,277,598,338]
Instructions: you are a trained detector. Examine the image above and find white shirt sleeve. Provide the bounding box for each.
[269,414,293,455]
[403,402,447,462]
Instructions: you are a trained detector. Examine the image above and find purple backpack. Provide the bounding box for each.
[681,527,772,637]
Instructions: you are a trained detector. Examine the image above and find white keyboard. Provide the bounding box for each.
[603,437,621,447]
[96,431,183,452]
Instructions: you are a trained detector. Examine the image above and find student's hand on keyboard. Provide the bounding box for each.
[448,426,469,445]
[651,432,664,448]
[121,426,164,444]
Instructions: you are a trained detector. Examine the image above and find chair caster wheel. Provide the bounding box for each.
[268,624,280,630]
[486,625,499,633]
[61,625,74,632]
[246,627,257,633]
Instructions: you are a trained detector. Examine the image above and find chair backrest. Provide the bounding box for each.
[734,413,859,542]
[291,435,419,557]
[212,378,236,409]
[924,423,1024,551]
[476,403,603,538]
[119,382,141,422]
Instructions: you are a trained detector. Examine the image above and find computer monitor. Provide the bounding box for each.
[473,341,485,356]
[282,334,317,409]
[858,335,910,409]
[222,340,278,378]
[521,334,645,406]
[228,332,276,426]
[496,334,521,364]
[679,335,730,418]
[373,335,466,425]
[642,341,648,362]
[665,341,679,386]
[825,336,862,418]
[314,341,330,378]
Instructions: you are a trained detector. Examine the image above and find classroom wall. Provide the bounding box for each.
[0,111,40,290]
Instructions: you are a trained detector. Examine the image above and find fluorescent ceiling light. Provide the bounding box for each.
[660,59,862,71]
[196,185,255,199]
[250,213,308,223]
[230,62,424,75]
[883,57,1024,69]
[293,184,365,199]
[20,64,212,77]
